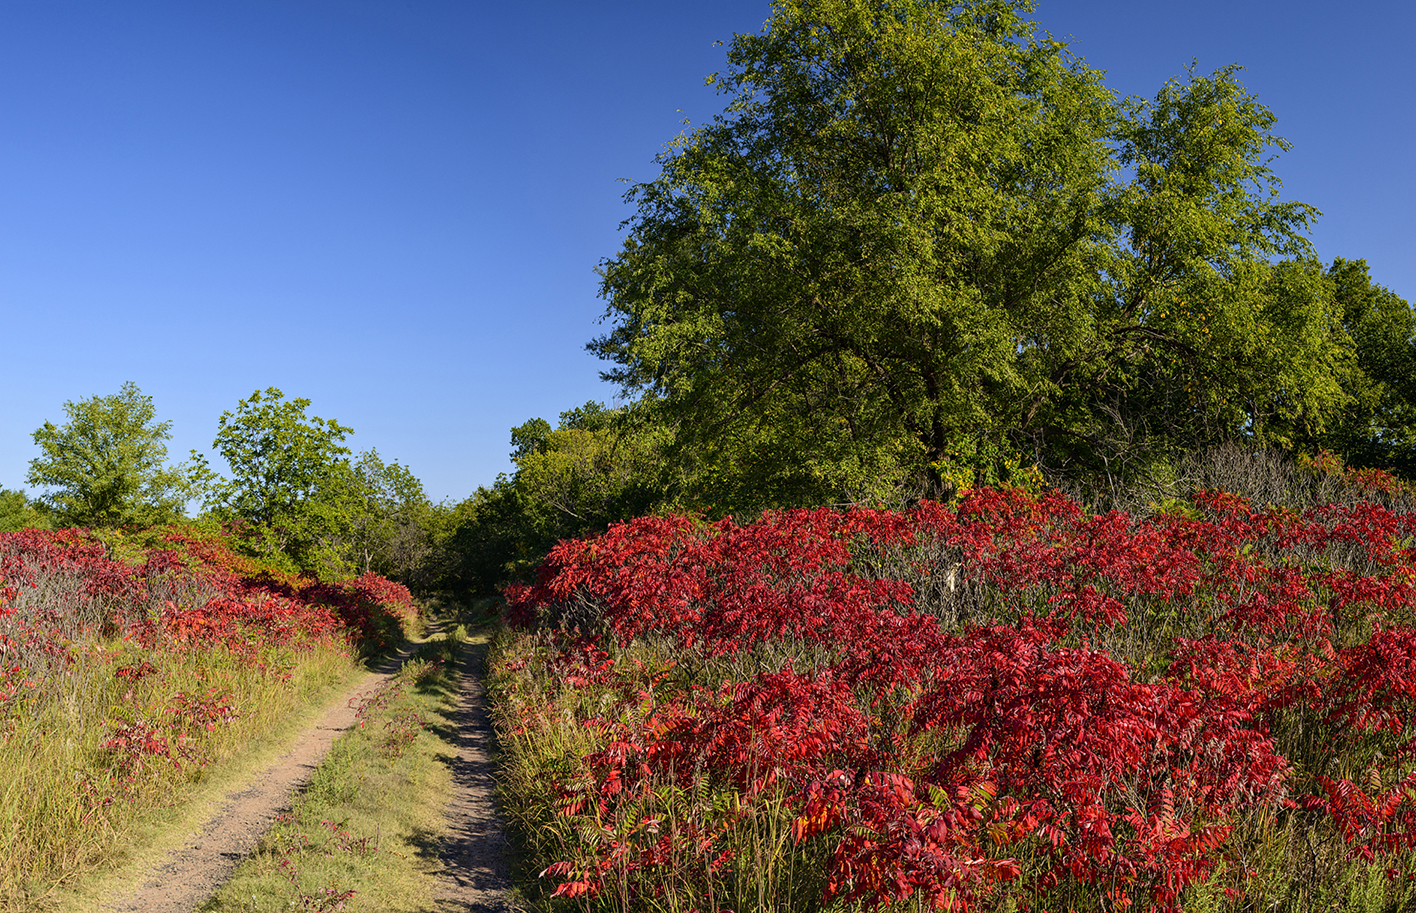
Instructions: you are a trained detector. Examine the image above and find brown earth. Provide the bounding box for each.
[90,636,520,913]
[433,640,521,912]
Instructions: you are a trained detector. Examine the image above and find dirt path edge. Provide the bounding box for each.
[95,650,412,913]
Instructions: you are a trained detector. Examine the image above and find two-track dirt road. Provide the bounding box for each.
[92,638,518,913]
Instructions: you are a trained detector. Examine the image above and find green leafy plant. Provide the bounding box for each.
[26,382,202,528]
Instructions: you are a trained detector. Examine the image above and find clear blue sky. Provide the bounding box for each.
[2,0,1411,503]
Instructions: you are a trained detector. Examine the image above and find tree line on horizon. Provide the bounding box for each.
[7,0,1416,600]
[1,383,440,587]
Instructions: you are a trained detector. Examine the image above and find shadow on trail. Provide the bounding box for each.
[436,635,522,912]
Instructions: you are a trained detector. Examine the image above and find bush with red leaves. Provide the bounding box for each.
[502,461,1416,911]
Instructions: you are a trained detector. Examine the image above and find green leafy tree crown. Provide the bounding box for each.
[26,381,199,527]
[593,0,1357,500]
[202,387,355,570]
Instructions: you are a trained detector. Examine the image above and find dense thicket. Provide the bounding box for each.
[434,402,671,598]
[494,453,1416,912]
[590,0,1416,506]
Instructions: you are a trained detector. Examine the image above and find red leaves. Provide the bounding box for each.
[1327,627,1416,756]
[696,669,873,792]
[1,526,413,731]
[826,771,1018,912]
[903,627,1286,908]
[2,527,413,676]
[100,686,238,783]
[793,769,852,841]
[506,480,1416,910]
[1305,771,1416,860]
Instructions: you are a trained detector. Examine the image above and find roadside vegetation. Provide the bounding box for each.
[455,8,1416,903]
[203,631,466,913]
[0,524,416,908]
[493,452,1416,911]
[1,380,459,911]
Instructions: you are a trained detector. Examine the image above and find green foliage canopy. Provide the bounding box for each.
[202,387,356,571]
[1315,259,1416,477]
[593,0,1352,498]
[511,401,667,525]
[341,449,437,583]
[440,402,670,596]
[198,389,442,583]
[0,489,49,533]
[26,382,199,527]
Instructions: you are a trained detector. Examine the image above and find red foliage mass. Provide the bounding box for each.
[507,468,1416,911]
[1,525,416,804]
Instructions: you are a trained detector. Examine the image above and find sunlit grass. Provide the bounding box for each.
[0,636,354,909]
[202,633,466,913]
[0,524,416,911]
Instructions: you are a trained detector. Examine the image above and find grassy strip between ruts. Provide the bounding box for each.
[200,628,470,913]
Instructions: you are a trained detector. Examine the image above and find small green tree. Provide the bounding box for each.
[0,488,49,532]
[203,387,355,572]
[26,382,199,528]
[342,449,437,584]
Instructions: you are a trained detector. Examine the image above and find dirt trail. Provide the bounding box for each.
[95,653,407,913]
[92,635,521,913]
[434,640,521,911]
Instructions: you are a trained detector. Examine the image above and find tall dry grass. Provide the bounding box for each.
[0,525,412,908]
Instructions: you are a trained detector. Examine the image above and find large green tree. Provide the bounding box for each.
[26,382,199,527]
[593,0,1349,501]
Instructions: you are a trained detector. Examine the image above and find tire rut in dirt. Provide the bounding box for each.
[434,639,521,912]
[97,650,411,913]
